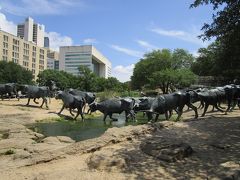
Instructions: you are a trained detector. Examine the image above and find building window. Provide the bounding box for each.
[3,42,8,48]
[2,56,7,61]
[3,35,8,42]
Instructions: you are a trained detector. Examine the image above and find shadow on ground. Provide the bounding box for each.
[102,116,240,179]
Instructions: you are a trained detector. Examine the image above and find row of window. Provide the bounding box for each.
[24,43,30,49]
[3,42,8,48]
[12,52,19,58]
[2,35,45,53]
[23,61,29,67]
[65,57,91,61]
[65,53,91,57]
[65,60,91,64]
[3,49,8,55]
[23,49,29,55]
[13,45,19,52]
[39,60,44,65]
[65,64,89,68]
[3,35,8,42]
[12,58,19,64]
[2,56,7,61]
[13,39,19,45]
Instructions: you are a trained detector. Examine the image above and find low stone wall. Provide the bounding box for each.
[196,76,230,87]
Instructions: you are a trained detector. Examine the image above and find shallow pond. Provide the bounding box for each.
[29,113,158,142]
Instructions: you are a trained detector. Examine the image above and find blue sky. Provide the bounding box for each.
[0,0,213,82]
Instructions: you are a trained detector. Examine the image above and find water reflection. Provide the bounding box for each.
[30,113,151,142]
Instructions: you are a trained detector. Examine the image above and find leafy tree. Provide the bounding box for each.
[191,41,222,76]
[191,0,240,79]
[131,49,196,93]
[131,49,172,89]
[78,65,98,91]
[37,69,78,89]
[0,61,33,84]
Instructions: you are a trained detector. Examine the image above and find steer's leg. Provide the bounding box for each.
[214,104,224,113]
[211,105,215,112]
[69,108,75,116]
[230,100,237,111]
[198,100,204,109]
[45,98,49,109]
[40,97,48,109]
[164,112,169,120]
[103,113,108,122]
[176,108,183,121]
[124,111,129,122]
[187,103,198,119]
[79,108,85,122]
[33,98,39,104]
[155,113,159,121]
[109,113,118,121]
[26,98,30,106]
[225,98,232,114]
[40,98,44,108]
[218,102,225,109]
[169,110,173,119]
[74,108,82,121]
[58,104,65,115]
[147,112,153,122]
[201,103,209,117]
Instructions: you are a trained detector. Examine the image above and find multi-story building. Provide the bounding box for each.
[44,37,50,48]
[59,45,111,78]
[47,49,59,70]
[0,30,47,80]
[47,58,59,70]
[17,17,45,47]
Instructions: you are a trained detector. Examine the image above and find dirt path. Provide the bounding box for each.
[0,99,240,179]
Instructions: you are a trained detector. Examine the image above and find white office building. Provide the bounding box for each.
[17,17,45,47]
[59,45,111,78]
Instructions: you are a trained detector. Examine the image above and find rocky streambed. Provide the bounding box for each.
[0,100,240,179]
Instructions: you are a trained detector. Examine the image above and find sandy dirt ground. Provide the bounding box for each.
[0,98,240,180]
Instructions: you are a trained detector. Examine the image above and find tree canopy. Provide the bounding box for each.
[37,69,79,90]
[0,61,33,84]
[37,66,128,92]
[131,49,196,93]
[191,0,240,79]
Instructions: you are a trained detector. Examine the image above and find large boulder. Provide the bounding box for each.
[87,148,129,172]
[140,139,193,162]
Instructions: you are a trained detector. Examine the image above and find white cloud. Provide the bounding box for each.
[110,45,143,58]
[151,28,185,37]
[83,38,98,44]
[136,40,159,50]
[45,32,73,51]
[0,12,17,35]
[0,0,85,16]
[151,27,209,46]
[112,64,135,82]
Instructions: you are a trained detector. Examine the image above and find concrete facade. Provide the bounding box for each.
[0,30,47,80]
[59,45,111,78]
[47,50,59,70]
[17,17,45,47]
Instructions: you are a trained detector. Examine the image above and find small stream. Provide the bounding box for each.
[29,113,158,142]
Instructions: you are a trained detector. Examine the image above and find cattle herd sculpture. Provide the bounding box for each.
[0,81,239,123]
